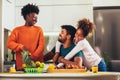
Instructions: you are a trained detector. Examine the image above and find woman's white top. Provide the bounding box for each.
[80,39,102,69]
[57,39,102,69]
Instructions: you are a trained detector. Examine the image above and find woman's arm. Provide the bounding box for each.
[7,29,24,52]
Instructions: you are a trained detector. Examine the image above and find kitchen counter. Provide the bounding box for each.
[0,72,120,80]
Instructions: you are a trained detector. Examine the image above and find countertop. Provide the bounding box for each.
[0,72,120,80]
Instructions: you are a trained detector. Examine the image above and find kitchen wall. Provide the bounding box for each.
[2,0,15,30]
[15,0,93,54]
[1,0,120,72]
[0,0,94,72]
[93,0,120,7]
[15,0,93,32]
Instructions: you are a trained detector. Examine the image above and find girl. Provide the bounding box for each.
[55,18,106,71]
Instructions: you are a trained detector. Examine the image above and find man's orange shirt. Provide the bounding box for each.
[7,26,45,70]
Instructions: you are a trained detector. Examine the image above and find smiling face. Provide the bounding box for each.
[74,28,84,44]
[58,29,68,43]
[25,12,38,26]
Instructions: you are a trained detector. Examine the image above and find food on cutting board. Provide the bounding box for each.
[65,64,84,69]
[47,64,85,70]
[47,64,56,71]
[47,64,86,73]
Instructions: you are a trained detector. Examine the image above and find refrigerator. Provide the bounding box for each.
[94,7,120,71]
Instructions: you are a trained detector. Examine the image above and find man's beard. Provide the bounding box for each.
[58,37,65,43]
[58,38,63,43]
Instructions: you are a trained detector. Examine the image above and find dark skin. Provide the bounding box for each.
[44,51,54,62]
[44,29,82,67]
[25,12,38,26]
[58,56,81,65]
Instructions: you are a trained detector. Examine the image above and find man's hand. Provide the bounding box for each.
[58,56,64,63]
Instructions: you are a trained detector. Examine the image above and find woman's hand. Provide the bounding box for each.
[22,46,27,51]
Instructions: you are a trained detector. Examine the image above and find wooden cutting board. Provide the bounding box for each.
[47,69,86,73]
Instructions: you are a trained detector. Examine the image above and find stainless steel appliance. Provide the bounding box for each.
[94,7,120,71]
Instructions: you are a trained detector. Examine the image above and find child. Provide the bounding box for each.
[55,18,106,71]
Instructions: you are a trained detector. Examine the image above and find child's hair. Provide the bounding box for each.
[77,18,96,37]
[21,3,39,20]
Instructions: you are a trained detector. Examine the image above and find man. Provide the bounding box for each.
[44,25,83,68]
[7,4,45,70]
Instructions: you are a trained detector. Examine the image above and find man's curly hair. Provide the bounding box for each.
[21,3,39,20]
